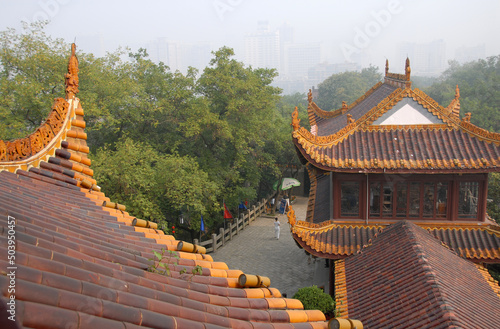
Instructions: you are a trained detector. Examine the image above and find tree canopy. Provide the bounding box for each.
[314,65,382,110]
[424,56,500,133]
[0,22,289,239]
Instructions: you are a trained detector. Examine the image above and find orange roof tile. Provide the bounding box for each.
[290,215,500,262]
[337,220,500,328]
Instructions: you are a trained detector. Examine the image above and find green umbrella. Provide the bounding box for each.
[274,178,301,191]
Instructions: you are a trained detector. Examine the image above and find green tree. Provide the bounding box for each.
[425,56,500,132]
[92,137,219,234]
[188,47,282,209]
[0,21,68,139]
[272,92,309,186]
[315,66,382,110]
[0,23,292,239]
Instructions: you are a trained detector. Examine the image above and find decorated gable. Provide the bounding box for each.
[373,98,444,125]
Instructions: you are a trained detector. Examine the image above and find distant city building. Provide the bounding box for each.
[398,40,446,76]
[455,44,486,64]
[283,43,322,79]
[244,21,281,70]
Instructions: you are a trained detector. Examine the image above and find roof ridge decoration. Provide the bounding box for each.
[384,58,412,89]
[307,82,385,125]
[0,43,98,191]
[294,84,500,151]
[65,43,79,99]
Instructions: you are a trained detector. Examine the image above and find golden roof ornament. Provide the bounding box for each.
[455,85,460,99]
[65,43,79,99]
[291,106,300,131]
[342,101,348,113]
[405,57,411,81]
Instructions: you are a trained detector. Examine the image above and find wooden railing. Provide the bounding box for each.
[194,196,272,253]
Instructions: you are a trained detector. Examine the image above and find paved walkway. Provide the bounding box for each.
[212,196,321,297]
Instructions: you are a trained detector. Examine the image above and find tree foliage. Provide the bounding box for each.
[315,66,382,110]
[424,56,500,133]
[0,21,68,139]
[92,137,219,231]
[0,23,285,237]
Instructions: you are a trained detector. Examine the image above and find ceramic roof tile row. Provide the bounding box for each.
[0,148,328,329]
[294,126,500,173]
[338,220,500,328]
[427,226,500,261]
[290,215,500,262]
[292,222,382,258]
[312,83,398,136]
[0,44,328,328]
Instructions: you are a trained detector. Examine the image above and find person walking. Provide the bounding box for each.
[274,217,281,240]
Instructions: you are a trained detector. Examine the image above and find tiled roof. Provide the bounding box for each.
[334,220,500,328]
[294,125,500,173]
[290,215,500,262]
[309,82,398,136]
[0,171,327,328]
[0,44,328,329]
[293,69,500,174]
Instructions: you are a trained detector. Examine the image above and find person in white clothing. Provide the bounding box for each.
[274,217,280,239]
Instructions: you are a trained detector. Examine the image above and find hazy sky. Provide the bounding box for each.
[1,0,499,69]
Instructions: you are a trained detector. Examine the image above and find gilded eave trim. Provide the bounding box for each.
[307,82,385,122]
[0,98,75,173]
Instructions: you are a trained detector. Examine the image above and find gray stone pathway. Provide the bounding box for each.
[212,196,322,297]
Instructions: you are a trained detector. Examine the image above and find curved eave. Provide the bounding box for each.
[308,81,384,121]
[291,221,500,262]
[292,134,500,174]
[292,232,349,260]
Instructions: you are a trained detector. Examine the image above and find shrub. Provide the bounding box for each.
[292,285,334,314]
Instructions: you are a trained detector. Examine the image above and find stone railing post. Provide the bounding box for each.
[212,233,218,252]
[219,227,225,246]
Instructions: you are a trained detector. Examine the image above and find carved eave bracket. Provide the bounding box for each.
[65,43,79,99]
[0,98,73,172]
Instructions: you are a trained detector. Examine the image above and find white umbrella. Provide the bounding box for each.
[280,177,301,190]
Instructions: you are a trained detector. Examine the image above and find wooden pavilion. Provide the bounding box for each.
[287,59,500,328]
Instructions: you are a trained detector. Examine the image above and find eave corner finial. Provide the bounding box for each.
[455,85,460,99]
[65,43,79,99]
[405,57,411,81]
[385,59,389,76]
[291,106,300,131]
